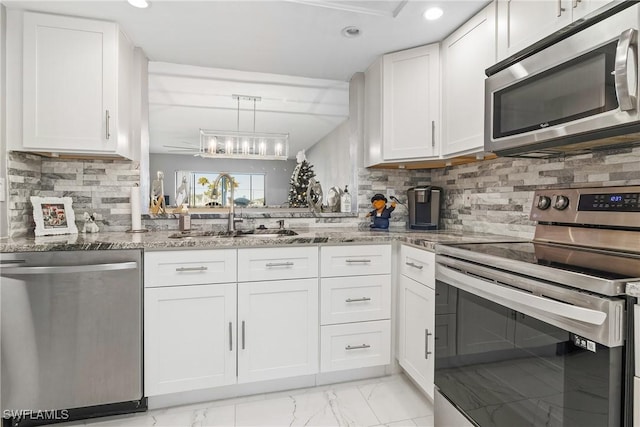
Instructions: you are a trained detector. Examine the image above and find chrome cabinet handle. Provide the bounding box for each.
[572,0,581,8]
[105,110,111,140]
[241,321,246,350]
[1,262,137,275]
[615,28,638,111]
[265,262,294,268]
[405,261,424,270]
[345,297,372,303]
[425,329,433,359]
[175,266,208,272]
[229,322,233,351]
[431,121,435,147]
[345,344,371,350]
[345,259,371,263]
[557,0,566,16]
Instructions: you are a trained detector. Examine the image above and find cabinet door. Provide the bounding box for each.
[237,279,319,383]
[398,275,435,400]
[441,3,496,156]
[497,0,572,61]
[572,0,612,21]
[382,44,439,160]
[145,283,236,396]
[364,58,384,167]
[22,12,117,152]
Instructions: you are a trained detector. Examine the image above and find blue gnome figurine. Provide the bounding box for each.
[366,193,396,229]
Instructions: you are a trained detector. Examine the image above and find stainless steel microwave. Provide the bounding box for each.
[485,2,640,158]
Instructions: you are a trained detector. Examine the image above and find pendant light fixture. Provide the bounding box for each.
[198,95,289,160]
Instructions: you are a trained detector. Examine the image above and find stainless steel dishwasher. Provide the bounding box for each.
[1,250,145,427]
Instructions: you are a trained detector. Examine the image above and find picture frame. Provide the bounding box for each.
[31,196,78,236]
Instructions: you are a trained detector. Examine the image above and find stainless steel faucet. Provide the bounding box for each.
[212,173,242,232]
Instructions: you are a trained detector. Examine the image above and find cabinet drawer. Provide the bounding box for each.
[320,320,391,372]
[238,246,318,282]
[145,249,236,287]
[321,245,391,277]
[399,244,435,288]
[321,275,391,325]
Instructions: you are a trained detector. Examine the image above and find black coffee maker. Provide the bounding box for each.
[407,186,442,230]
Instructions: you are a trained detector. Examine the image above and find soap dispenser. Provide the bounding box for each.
[340,185,352,213]
[178,204,191,232]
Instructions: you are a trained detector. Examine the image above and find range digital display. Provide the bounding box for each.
[578,192,640,212]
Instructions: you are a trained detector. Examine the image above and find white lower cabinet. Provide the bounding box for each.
[319,245,392,373]
[397,246,436,400]
[321,320,391,372]
[145,248,320,397]
[145,283,237,396]
[237,278,319,383]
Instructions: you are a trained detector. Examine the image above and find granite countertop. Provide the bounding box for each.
[0,227,520,253]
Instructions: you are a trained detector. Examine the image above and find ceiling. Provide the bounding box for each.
[2,0,491,157]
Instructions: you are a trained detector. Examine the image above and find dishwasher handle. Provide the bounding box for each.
[1,261,138,275]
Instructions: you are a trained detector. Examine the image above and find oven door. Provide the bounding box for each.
[485,3,640,156]
[435,261,626,427]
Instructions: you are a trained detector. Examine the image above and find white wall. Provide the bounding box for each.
[307,73,365,211]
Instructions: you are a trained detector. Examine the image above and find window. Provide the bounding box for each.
[176,171,266,208]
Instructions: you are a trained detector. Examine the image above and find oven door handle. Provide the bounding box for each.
[438,265,607,326]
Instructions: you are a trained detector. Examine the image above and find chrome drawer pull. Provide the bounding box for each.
[405,262,424,270]
[175,266,208,272]
[229,322,233,351]
[345,344,371,350]
[345,297,372,303]
[265,262,294,268]
[345,259,371,263]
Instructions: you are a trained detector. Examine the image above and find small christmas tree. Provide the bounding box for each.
[288,151,316,208]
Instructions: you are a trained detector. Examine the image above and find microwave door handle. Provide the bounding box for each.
[614,28,638,111]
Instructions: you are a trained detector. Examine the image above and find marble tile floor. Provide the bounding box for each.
[50,374,434,427]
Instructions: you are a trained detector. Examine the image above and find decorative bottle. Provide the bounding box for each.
[178,204,191,232]
[340,185,352,213]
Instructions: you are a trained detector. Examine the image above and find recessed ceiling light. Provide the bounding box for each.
[127,0,149,9]
[423,7,443,21]
[341,26,361,38]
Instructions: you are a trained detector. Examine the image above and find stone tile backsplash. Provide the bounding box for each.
[7,146,639,237]
[8,152,140,237]
[429,146,640,238]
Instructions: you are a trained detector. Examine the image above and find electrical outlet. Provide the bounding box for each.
[0,177,5,202]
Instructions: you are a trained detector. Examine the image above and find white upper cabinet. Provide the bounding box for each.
[9,11,138,159]
[364,43,440,166]
[382,44,440,161]
[441,2,497,157]
[497,0,613,61]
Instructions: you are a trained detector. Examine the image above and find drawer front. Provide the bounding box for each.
[399,244,435,288]
[321,275,391,325]
[145,249,237,287]
[320,320,391,372]
[238,246,318,282]
[321,245,391,277]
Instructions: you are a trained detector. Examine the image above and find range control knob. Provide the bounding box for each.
[537,196,551,210]
[554,195,570,210]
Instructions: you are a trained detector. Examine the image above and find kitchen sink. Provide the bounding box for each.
[169,229,298,239]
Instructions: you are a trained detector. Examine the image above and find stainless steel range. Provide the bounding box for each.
[434,186,640,427]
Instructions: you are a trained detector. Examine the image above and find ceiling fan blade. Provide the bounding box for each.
[164,145,198,149]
